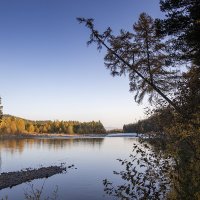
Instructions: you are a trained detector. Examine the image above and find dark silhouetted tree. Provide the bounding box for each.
[156,0,200,66]
[77,14,180,112]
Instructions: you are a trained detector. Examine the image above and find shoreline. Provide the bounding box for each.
[0,133,109,139]
[0,164,73,190]
[0,133,141,140]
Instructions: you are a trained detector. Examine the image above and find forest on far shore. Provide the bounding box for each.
[0,115,106,135]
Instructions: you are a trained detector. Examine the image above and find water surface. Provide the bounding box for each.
[0,136,139,200]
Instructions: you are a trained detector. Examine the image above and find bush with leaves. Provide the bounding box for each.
[103,141,175,200]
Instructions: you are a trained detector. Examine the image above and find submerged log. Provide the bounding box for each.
[0,164,72,190]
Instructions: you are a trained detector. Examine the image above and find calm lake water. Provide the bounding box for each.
[0,136,140,200]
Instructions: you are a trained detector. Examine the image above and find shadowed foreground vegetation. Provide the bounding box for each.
[1,181,60,200]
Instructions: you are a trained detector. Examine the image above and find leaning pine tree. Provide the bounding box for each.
[77,13,180,111]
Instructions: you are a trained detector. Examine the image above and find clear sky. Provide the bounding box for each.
[0,0,162,129]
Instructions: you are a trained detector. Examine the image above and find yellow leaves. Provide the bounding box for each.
[0,116,106,135]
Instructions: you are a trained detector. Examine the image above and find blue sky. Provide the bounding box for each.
[0,0,162,128]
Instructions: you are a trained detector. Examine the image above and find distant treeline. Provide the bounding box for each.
[107,129,124,133]
[0,115,106,134]
[123,109,172,134]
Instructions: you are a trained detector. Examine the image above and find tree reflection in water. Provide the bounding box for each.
[0,137,104,154]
